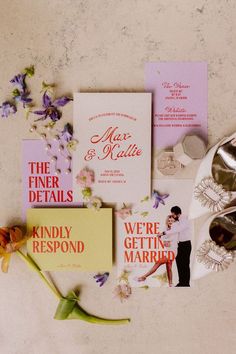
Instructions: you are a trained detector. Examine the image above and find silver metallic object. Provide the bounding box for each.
[196,240,234,271]
[212,139,236,191]
[194,177,231,212]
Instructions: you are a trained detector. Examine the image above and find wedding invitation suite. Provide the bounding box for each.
[27,208,112,271]
[145,62,208,149]
[73,93,152,203]
[22,140,80,221]
[116,180,194,287]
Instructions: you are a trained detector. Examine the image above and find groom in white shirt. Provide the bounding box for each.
[162,206,192,287]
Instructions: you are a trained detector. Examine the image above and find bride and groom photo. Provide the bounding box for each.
[138,206,192,287]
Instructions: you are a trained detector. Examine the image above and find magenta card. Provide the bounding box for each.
[145,62,208,149]
[22,140,81,221]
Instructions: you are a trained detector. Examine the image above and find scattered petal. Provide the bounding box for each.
[114,283,132,302]
[42,91,52,108]
[153,191,169,209]
[50,109,61,122]
[61,123,73,142]
[118,270,131,283]
[10,73,26,92]
[1,254,11,273]
[116,205,132,220]
[14,91,32,107]
[33,110,46,116]
[94,272,109,287]
[53,96,72,107]
[0,101,17,118]
[87,196,102,211]
[76,168,94,188]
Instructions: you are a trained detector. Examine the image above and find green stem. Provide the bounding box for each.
[17,251,131,325]
[54,294,130,324]
[16,250,62,300]
[68,303,130,325]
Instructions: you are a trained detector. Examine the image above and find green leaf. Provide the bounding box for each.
[141,196,149,202]
[139,285,149,290]
[12,88,20,97]
[24,65,35,77]
[41,81,55,93]
[82,187,92,198]
[54,291,78,320]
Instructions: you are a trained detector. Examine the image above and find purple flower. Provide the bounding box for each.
[94,272,109,287]
[33,91,72,122]
[13,89,32,108]
[10,73,27,92]
[152,191,169,209]
[0,101,17,118]
[61,123,73,142]
[11,72,33,108]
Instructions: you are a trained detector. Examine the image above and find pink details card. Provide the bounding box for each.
[22,139,80,221]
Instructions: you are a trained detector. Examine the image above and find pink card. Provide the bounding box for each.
[145,62,208,149]
[73,93,152,203]
[22,140,80,221]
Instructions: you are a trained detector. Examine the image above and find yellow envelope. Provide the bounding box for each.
[27,208,112,271]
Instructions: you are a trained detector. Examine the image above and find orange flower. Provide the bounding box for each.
[0,227,28,273]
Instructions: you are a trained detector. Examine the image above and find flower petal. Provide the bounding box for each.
[43,92,52,108]
[0,245,6,255]
[10,227,23,242]
[20,96,32,104]
[5,238,27,253]
[94,272,109,287]
[1,254,11,273]
[53,96,72,107]
[33,110,46,116]
[61,123,73,142]
[10,73,26,91]
[0,228,10,243]
[50,109,61,122]
[0,101,17,118]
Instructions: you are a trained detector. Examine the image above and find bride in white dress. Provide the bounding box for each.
[138,215,178,287]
